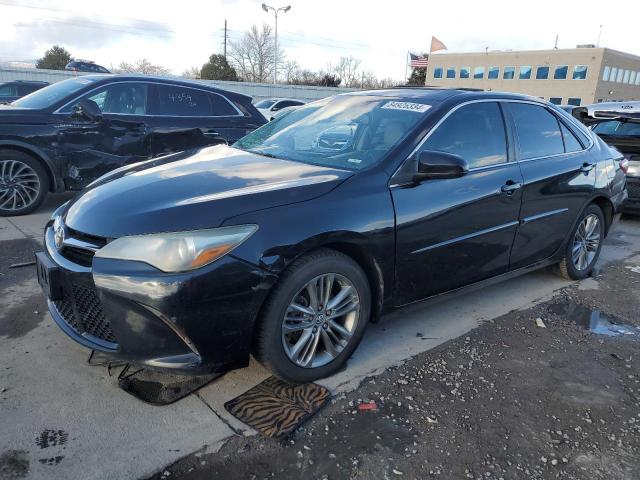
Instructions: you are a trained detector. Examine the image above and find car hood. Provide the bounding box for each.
[63,145,353,238]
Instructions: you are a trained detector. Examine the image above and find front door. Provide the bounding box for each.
[56,81,152,189]
[504,102,597,269]
[392,101,523,305]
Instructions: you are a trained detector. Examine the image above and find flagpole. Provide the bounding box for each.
[405,51,409,84]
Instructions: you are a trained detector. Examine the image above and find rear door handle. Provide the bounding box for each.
[501,181,522,194]
[580,162,595,173]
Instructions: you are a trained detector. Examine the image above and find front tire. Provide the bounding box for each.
[255,249,371,383]
[556,204,605,280]
[0,150,48,216]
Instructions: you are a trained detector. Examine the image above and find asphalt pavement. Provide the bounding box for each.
[1,196,639,480]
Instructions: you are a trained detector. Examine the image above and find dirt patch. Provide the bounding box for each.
[151,258,640,480]
[0,450,29,480]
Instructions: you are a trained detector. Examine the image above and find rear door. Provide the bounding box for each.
[392,101,524,304]
[505,101,596,269]
[147,83,248,156]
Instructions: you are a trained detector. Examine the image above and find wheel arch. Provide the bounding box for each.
[257,232,386,326]
[0,141,60,192]
[590,195,614,236]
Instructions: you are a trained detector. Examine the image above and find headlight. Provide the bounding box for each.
[95,225,258,272]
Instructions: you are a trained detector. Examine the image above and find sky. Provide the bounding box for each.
[1,0,639,80]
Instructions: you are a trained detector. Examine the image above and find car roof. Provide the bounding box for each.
[75,74,253,102]
[342,87,546,105]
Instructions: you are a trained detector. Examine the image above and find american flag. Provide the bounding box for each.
[409,53,428,68]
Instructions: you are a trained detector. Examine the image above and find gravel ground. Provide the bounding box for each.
[150,257,640,480]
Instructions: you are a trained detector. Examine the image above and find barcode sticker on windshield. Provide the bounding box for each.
[381,101,431,113]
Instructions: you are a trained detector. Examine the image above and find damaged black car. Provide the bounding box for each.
[0,75,265,216]
[36,89,627,383]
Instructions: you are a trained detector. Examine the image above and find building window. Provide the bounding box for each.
[460,67,470,79]
[567,98,581,106]
[623,69,631,84]
[610,67,618,82]
[536,66,549,79]
[473,66,484,79]
[519,66,532,79]
[446,67,456,79]
[503,66,515,79]
[636,72,640,85]
[631,71,637,85]
[488,66,500,79]
[616,68,624,82]
[433,67,443,79]
[554,65,568,79]
[549,97,562,105]
[573,65,588,80]
[602,66,611,81]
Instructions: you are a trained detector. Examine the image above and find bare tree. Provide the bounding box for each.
[114,58,171,75]
[228,24,284,83]
[281,60,301,84]
[335,56,362,87]
[181,66,201,79]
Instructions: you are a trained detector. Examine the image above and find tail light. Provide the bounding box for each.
[619,158,629,174]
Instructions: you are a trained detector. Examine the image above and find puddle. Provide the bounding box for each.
[548,302,640,337]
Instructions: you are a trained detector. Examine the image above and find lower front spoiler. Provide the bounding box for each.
[47,298,203,371]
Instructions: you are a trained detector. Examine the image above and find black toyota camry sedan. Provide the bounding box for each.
[36,89,628,382]
[0,75,265,216]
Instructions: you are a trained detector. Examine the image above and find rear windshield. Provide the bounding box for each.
[12,77,97,109]
[235,95,434,171]
[592,120,640,137]
[254,99,276,109]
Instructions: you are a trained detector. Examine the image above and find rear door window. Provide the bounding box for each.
[421,102,508,169]
[509,103,564,159]
[153,84,212,116]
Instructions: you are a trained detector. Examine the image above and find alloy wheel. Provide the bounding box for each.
[572,213,601,271]
[0,159,41,212]
[281,273,360,368]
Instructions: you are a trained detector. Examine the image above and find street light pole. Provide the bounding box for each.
[262,3,291,84]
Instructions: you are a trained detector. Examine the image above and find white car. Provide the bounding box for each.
[255,98,306,121]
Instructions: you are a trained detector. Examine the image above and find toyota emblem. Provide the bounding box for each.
[54,224,65,250]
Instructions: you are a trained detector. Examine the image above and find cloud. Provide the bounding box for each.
[13,16,173,50]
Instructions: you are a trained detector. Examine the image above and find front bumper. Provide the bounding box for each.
[624,176,640,214]
[40,224,276,374]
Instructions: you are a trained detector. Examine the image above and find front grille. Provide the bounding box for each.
[53,284,117,345]
[58,227,107,267]
[628,180,640,199]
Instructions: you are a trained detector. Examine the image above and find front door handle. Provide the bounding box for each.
[204,130,220,137]
[501,181,522,195]
[580,162,595,173]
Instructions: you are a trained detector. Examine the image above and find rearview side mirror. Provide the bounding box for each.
[416,150,469,180]
[72,99,103,122]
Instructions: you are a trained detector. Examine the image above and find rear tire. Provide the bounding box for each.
[255,249,371,383]
[0,150,48,216]
[555,204,605,280]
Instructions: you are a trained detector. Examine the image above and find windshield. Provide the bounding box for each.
[12,77,97,109]
[255,99,276,109]
[593,120,640,137]
[234,95,433,171]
